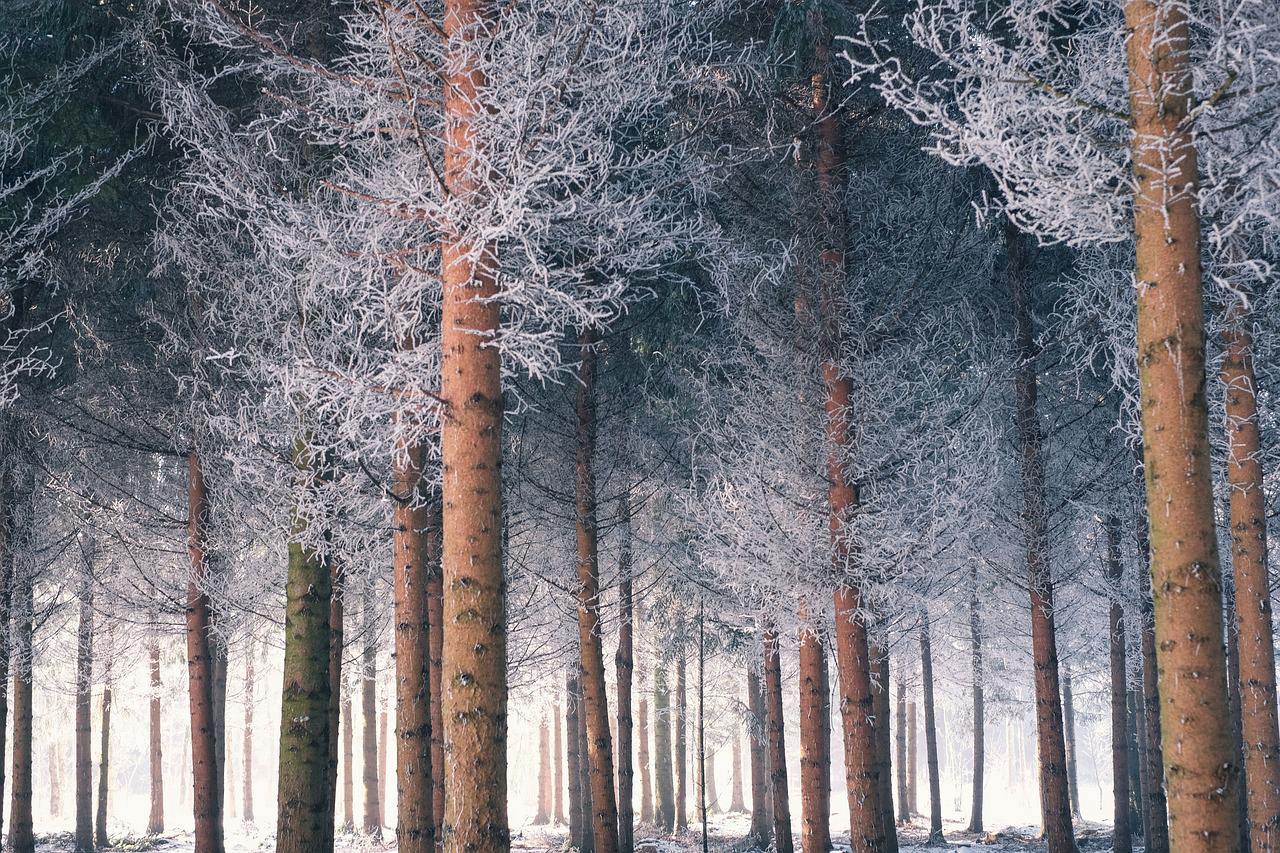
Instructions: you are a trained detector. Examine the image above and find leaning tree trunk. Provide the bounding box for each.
[574,332,620,853]
[439,3,507,852]
[1123,1,1241,849]
[567,672,585,847]
[797,619,831,853]
[1106,519,1132,853]
[763,629,793,853]
[10,568,34,853]
[968,578,985,834]
[676,652,688,833]
[392,443,434,853]
[872,636,899,853]
[96,675,113,848]
[1062,667,1081,821]
[274,444,335,853]
[615,488,635,853]
[361,590,381,836]
[1136,510,1169,853]
[919,612,943,845]
[1220,296,1280,852]
[555,701,567,824]
[426,499,446,846]
[76,563,95,853]
[746,667,771,848]
[148,634,165,834]
[242,646,254,825]
[1008,222,1076,853]
[654,663,675,833]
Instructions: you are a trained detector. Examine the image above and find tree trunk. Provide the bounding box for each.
[556,701,567,825]
[243,646,255,826]
[0,531,12,843]
[51,743,63,819]
[574,332,620,853]
[328,563,345,845]
[148,636,165,834]
[427,503,446,847]
[392,439,435,853]
[360,594,380,835]
[654,663,675,833]
[676,652,688,833]
[1009,222,1076,853]
[798,621,831,853]
[1136,514,1169,853]
[1106,520,1132,853]
[1127,688,1144,836]
[616,489,635,852]
[76,563,95,853]
[440,2,507,851]
[1221,296,1280,852]
[763,629,793,853]
[535,715,552,824]
[907,698,917,818]
[968,582,985,834]
[1123,1,1241,848]
[211,635,228,836]
[10,568,34,853]
[896,679,908,825]
[872,637,899,853]
[274,444,335,853]
[568,672,585,846]
[342,691,354,831]
[919,613,943,845]
[378,709,388,828]
[746,667,771,848]
[96,680,112,848]
[698,609,709,853]
[638,690,652,826]
[1062,668,1081,820]
[187,455,225,853]
[1225,586,1249,848]
[577,673,596,853]
[730,727,746,814]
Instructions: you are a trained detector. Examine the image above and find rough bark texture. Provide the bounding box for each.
[96,680,113,848]
[242,648,255,826]
[834,587,884,853]
[392,444,434,853]
[797,622,831,853]
[10,569,34,853]
[1009,223,1075,853]
[1136,519,1169,853]
[1062,668,1081,820]
[440,3,507,852]
[76,566,95,853]
[919,614,943,845]
[1221,298,1280,852]
[361,592,381,837]
[676,653,688,833]
[872,639,898,853]
[637,691,652,826]
[615,490,635,853]
[763,630,793,853]
[568,672,585,846]
[576,674,596,853]
[1123,1,1241,848]
[968,584,984,834]
[427,503,446,847]
[1127,688,1145,835]
[746,667,771,848]
[149,637,166,834]
[654,664,675,833]
[0,533,12,844]
[1106,520,1132,853]
[187,456,225,853]
[274,446,334,853]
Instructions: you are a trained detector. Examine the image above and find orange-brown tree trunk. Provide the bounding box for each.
[149,634,165,834]
[187,454,225,853]
[616,489,635,853]
[427,498,445,845]
[798,621,831,853]
[1123,1,1241,849]
[763,628,793,853]
[1106,519,1132,853]
[1220,299,1280,851]
[10,567,34,853]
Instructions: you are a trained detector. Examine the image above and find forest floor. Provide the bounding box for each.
[29,815,1126,852]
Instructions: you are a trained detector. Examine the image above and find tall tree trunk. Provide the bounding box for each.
[1127,688,1144,836]
[746,667,771,848]
[568,672,585,846]
[1136,512,1169,853]
[919,613,943,845]
[872,637,898,853]
[243,646,255,825]
[698,608,709,853]
[968,582,985,834]
[616,490,635,852]
[0,529,12,843]
[440,2,507,851]
[577,673,596,853]
[392,438,435,853]
[1225,586,1249,848]
[10,567,34,853]
[1106,519,1132,853]
[1008,222,1076,853]
[535,715,552,824]
[907,698,917,818]
[148,635,165,834]
[187,455,225,853]
[342,691,354,831]
[763,629,793,853]
[51,743,63,819]
[96,678,112,848]
[654,663,675,833]
[1221,296,1280,852]
[798,620,831,853]
[1062,668,1081,820]
[574,332,620,853]
[556,701,567,825]
[638,690,652,826]
[730,722,746,814]
[676,652,688,833]
[76,562,95,853]
[896,679,908,824]
[328,563,345,845]
[427,503,446,847]
[210,634,228,835]
[1124,1,1241,849]
[274,444,334,853]
[360,591,380,837]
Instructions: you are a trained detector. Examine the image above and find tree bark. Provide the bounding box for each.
[211,634,228,835]
[872,638,898,853]
[274,444,334,853]
[1062,668,1081,820]
[1106,519,1132,853]
[96,679,113,848]
[747,667,771,848]
[616,490,635,853]
[654,663,675,833]
[0,526,12,844]
[798,621,831,853]
[730,725,746,814]
[1136,514,1169,853]
[440,2,507,851]
[1221,296,1280,852]
[907,698,917,818]
[10,567,34,853]
[556,701,567,825]
[535,715,552,824]
[1225,585,1249,848]
[919,613,943,845]
[638,689,652,826]
[393,443,434,853]
[243,646,255,825]
[149,635,166,834]
[342,691,354,830]
[361,592,380,837]
[763,629,793,853]
[968,582,985,834]
[427,503,446,847]
[1008,221,1076,853]
[328,563,345,845]
[1127,687,1144,835]
[568,672,586,846]
[76,562,95,853]
[676,652,688,833]
[896,679,908,825]
[1123,1,1241,848]
[577,672,596,853]
[187,455,225,853]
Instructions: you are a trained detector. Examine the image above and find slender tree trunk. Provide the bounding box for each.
[440,2,507,851]
[535,715,552,824]
[730,724,746,814]
[96,678,113,848]
[378,709,388,828]
[392,436,435,853]
[1225,586,1249,849]
[556,702,567,825]
[907,698,917,818]
[1124,1,1241,849]
[0,534,12,843]
[274,445,335,853]
[676,652,688,833]
[968,582,985,834]
[342,691,354,831]
[427,504,446,847]
[616,489,635,852]
[148,635,165,834]
[763,629,793,853]
[896,679,908,825]
[798,620,831,853]
[1009,222,1076,853]
[574,333,620,853]
[328,564,345,846]
[1062,668,1081,820]
[872,638,898,853]
[1127,688,1144,836]
[1105,520,1133,853]
[1136,512,1169,853]
[654,663,675,833]
[187,455,225,853]
[243,646,255,825]
[360,592,380,837]
[638,690,652,826]
[1220,297,1280,851]
[210,634,228,836]
[76,563,96,853]
[51,743,63,819]
[577,673,595,853]
[10,567,34,853]
[568,672,585,846]
[746,667,771,847]
[698,608,709,853]
[919,613,943,845]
